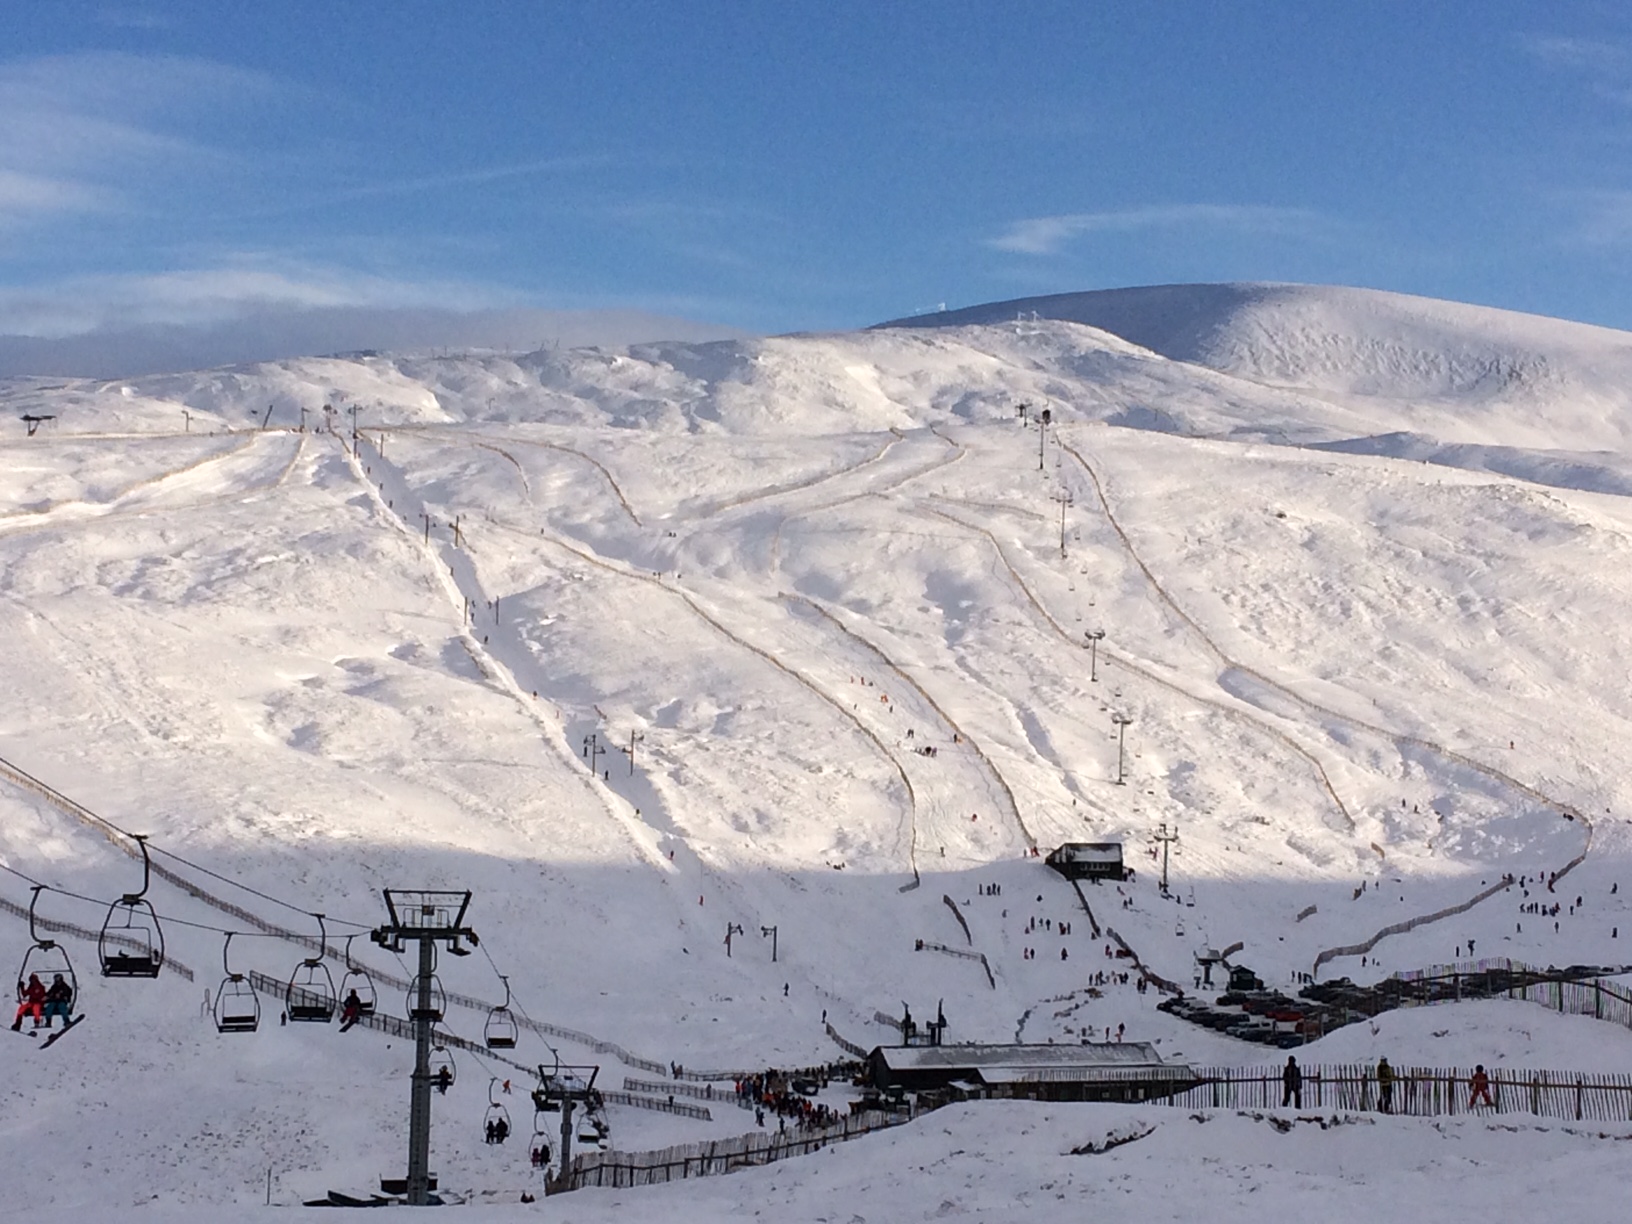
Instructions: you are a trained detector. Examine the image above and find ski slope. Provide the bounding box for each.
[3,282,1632,1215]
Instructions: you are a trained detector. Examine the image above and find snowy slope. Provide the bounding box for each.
[2,282,1632,1213]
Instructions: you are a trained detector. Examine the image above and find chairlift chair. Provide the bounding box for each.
[485,974,519,1050]
[18,887,78,1023]
[430,1044,456,1092]
[99,835,164,978]
[286,913,337,1023]
[483,1079,512,1143]
[212,933,260,1034]
[339,935,376,1014]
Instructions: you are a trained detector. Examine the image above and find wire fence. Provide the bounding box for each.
[1164,1064,1632,1123]
[556,1108,903,1192]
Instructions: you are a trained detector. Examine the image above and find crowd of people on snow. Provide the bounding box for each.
[727,1064,861,1132]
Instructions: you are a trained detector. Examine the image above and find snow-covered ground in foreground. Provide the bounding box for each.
[23,1100,1632,1223]
[3,282,1632,1214]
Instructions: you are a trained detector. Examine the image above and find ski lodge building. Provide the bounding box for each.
[1045,842,1128,882]
[868,1041,1194,1103]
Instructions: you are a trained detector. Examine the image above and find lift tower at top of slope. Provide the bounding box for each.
[372,890,477,1206]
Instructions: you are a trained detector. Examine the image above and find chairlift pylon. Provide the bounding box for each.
[17,886,77,1029]
[339,934,376,1015]
[99,835,164,978]
[213,932,259,1034]
[285,913,336,1023]
[485,974,519,1050]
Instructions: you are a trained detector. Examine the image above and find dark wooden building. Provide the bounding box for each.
[868,1041,1193,1103]
[1046,842,1127,882]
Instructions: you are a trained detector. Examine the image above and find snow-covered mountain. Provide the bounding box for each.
[3,283,1632,1218]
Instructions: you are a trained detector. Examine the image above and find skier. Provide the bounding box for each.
[41,974,72,1028]
[11,973,45,1031]
[1376,1057,1395,1114]
[435,1065,452,1095]
[1469,1064,1494,1107]
[1282,1056,1303,1108]
[338,989,363,1033]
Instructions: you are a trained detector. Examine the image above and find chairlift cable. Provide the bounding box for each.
[0,864,304,939]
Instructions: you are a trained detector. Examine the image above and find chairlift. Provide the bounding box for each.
[18,886,77,1024]
[430,1044,456,1093]
[213,932,259,1034]
[99,834,164,978]
[483,1078,512,1144]
[485,974,519,1050]
[339,934,376,1015]
[286,913,336,1023]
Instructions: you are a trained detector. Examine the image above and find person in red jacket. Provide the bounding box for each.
[12,974,45,1031]
[1469,1064,1494,1107]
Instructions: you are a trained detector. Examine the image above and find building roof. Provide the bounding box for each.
[875,1041,1167,1073]
[1049,843,1124,862]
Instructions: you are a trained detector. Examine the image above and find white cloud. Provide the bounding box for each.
[989,204,1326,256]
[1558,190,1632,248]
[0,52,280,227]
[0,257,745,376]
[1518,35,1629,73]
[0,259,527,338]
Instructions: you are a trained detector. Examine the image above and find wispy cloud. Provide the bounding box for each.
[1557,189,1632,248]
[1518,33,1632,107]
[989,204,1326,255]
[95,8,173,30]
[0,51,281,228]
[0,257,525,338]
[1519,34,1628,73]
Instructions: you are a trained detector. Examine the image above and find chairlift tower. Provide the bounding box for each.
[1153,822,1180,897]
[371,890,477,1206]
[533,1057,601,1193]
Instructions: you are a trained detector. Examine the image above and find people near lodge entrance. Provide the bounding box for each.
[40,974,71,1027]
[1376,1057,1395,1114]
[1282,1056,1303,1108]
[338,989,363,1033]
[1469,1064,1494,1108]
[11,973,45,1031]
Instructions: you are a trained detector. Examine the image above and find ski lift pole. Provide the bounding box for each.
[27,885,46,944]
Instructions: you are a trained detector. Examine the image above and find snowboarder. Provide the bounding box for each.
[1376,1057,1395,1114]
[11,973,45,1031]
[1282,1056,1303,1108]
[338,989,363,1033]
[41,975,72,1028]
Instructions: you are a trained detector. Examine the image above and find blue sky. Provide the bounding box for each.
[6,2,1632,366]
